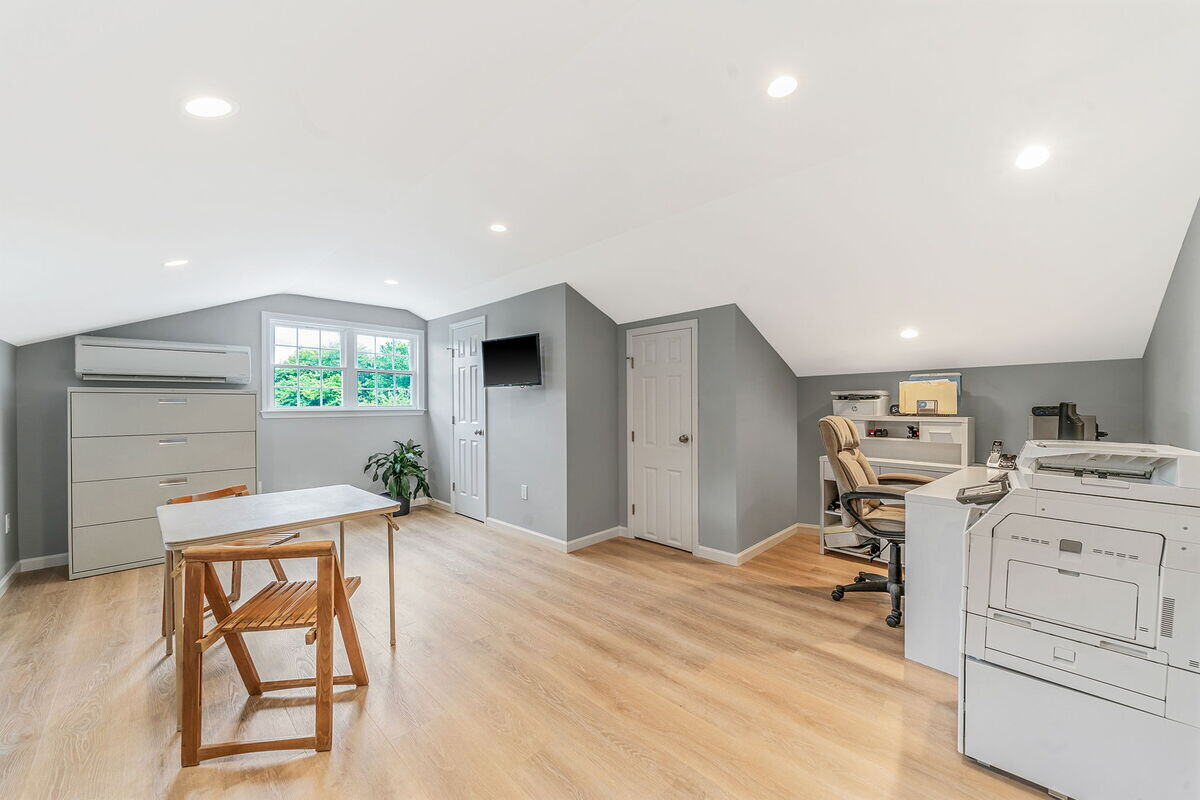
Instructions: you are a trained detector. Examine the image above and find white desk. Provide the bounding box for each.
[903,466,1001,676]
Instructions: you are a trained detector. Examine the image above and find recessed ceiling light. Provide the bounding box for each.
[900,328,919,339]
[1015,145,1050,170]
[383,279,399,285]
[766,75,798,98]
[162,258,189,268]
[489,223,508,233]
[184,96,235,118]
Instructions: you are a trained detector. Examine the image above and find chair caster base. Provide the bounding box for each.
[831,587,844,601]
[886,612,902,628]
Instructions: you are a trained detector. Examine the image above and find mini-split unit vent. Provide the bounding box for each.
[74,336,251,384]
[1160,597,1176,639]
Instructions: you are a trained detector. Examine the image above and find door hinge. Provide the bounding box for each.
[452,482,455,492]
[452,415,456,424]
[631,430,635,442]
[631,504,635,515]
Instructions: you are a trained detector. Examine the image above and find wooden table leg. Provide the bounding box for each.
[386,516,396,646]
[173,550,185,731]
[339,520,345,567]
[162,550,174,656]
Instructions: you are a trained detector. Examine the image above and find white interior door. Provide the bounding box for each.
[628,325,696,551]
[451,319,486,521]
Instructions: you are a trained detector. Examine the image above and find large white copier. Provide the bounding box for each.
[960,441,1200,800]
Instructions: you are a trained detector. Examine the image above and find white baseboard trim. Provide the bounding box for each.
[565,525,624,553]
[485,519,629,554]
[694,522,816,567]
[0,561,19,600]
[485,517,569,551]
[20,552,68,572]
[411,497,453,512]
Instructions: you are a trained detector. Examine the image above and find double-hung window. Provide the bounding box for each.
[261,313,424,416]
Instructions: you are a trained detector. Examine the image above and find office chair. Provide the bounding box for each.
[818,415,933,627]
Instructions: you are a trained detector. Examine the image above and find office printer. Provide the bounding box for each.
[960,441,1200,800]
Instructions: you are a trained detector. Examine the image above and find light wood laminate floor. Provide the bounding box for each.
[0,507,1039,799]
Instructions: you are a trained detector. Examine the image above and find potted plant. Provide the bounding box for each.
[364,439,431,516]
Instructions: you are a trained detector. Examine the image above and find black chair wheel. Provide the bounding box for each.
[831,587,845,601]
[886,613,902,628]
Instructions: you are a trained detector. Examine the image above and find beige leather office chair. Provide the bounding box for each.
[818,415,933,627]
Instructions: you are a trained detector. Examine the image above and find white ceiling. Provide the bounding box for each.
[3,1,1199,375]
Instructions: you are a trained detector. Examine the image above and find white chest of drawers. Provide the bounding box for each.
[67,388,258,579]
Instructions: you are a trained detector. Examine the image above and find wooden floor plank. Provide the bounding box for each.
[0,507,1039,799]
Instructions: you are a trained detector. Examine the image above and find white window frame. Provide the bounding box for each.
[260,311,425,418]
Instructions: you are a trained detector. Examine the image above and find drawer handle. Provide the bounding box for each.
[992,612,1033,629]
[159,477,189,487]
[1099,640,1149,659]
[157,398,188,405]
[158,437,188,446]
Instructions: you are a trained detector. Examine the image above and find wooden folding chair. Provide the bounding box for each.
[179,539,368,766]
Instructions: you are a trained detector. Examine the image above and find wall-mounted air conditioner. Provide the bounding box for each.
[74,336,252,384]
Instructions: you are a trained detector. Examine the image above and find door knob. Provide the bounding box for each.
[475,429,485,436]
[678,434,690,443]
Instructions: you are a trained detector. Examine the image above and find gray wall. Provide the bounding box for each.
[16,294,428,560]
[796,358,1146,521]
[617,305,739,552]
[0,340,17,577]
[428,284,569,539]
[1145,196,1200,448]
[734,309,798,551]
[564,286,619,540]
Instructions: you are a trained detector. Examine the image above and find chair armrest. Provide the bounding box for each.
[876,472,934,486]
[846,484,909,501]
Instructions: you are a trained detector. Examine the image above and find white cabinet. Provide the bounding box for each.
[67,388,258,579]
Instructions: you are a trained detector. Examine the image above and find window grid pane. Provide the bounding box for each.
[269,319,419,411]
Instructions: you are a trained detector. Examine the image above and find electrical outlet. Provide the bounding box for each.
[520,484,528,500]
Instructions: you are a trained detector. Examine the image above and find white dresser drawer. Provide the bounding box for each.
[72,468,257,527]
[72,431,256,482]
[71,518,164,576]
[71,391,255,437]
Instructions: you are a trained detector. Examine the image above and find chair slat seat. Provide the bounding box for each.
[210,577,361,635]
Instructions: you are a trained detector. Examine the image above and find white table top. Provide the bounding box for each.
[157,484,400,548]
[904,466,1009,508]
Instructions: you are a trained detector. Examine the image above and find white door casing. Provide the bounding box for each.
[627,321,698,552]
[451,318,486,521]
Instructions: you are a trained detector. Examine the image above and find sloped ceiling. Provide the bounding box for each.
[2,1,1199,375]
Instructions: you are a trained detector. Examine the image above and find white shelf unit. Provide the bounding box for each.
[817,415,973,562]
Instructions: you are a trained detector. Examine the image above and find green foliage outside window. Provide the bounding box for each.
[272,325,414,408]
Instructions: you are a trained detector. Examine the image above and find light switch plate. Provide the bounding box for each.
[3,512,9,536]
[520,484,528,500]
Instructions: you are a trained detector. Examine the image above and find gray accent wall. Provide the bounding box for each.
[565,286,619,540]
[428,284,570,539]
[1145,196,1200,448]
[734,309,798,551]
[0,340,17,578]
[617,304,798,555]
[15,294,428,561]
[796,358,1146,520]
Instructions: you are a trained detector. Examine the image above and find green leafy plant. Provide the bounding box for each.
[364,439,432,501]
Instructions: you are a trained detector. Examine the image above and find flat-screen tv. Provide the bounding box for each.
[482,333,542,387]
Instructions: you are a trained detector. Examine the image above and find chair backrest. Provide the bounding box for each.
[168,484,250,505]
[818,415,881,527]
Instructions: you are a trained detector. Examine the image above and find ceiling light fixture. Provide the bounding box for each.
[766,75,798,98]
[1015,144,1050,170]
[184,96,235,118]
[162,258,190,268]
[383,279,399,285]
[899,328,919,339]
[489,223,508,233]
